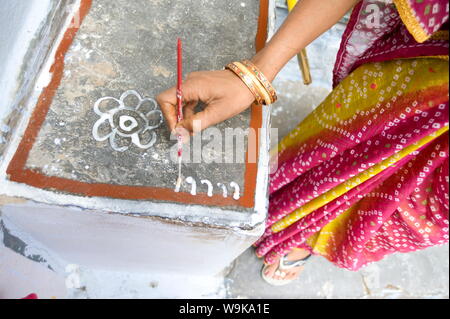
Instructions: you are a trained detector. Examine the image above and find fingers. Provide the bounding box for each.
[156,86,178,132]
[177,101,247,134]
[177,107,212,133]
[157,69,253,135]
[183,101,197,120]
[156,80,200,133]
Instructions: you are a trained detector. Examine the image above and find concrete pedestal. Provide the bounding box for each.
[0,0,275,276]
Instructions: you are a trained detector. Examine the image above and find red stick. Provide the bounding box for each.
[176,38,183,157]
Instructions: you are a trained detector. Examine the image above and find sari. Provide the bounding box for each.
[255,0,449,271]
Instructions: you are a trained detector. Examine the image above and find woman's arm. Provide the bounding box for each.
[253,0,358,81]
[157,0,359,134]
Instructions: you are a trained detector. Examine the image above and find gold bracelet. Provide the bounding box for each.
[233,62,273,105]
[226,63,264,105]
[242,60,277,104]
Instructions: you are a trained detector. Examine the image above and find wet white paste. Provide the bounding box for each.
[119,115,138,132]
[175,176,240,201]
[201,180,213,197]
[92,90,163,152]
[185,176,197,196]
[217,183,228,198]
[229,182,240,200]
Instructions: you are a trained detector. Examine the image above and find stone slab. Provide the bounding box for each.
[4,0,270,213]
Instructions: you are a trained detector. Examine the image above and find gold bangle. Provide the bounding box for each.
[241,60,277,104]
[226,63,264,105]
[233,62,273,105]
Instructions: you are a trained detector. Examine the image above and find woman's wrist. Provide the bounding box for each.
[226,60,278,105]
[250,39,299,82]
[250,50,282,83]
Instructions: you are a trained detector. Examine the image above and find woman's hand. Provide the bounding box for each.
[157,0,358,135]
[156,69,255,135]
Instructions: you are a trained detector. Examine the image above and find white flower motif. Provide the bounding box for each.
[92,90,163,152]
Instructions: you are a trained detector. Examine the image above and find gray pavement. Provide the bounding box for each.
[226,243,449,299]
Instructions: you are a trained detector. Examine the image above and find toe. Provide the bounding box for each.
[290,267,304,280]
[286,272,296,280]
[263,263,278,278]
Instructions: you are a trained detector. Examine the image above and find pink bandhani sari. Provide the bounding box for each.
[255,0,449,270]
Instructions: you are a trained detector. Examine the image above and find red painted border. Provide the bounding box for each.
[7,0,269,208]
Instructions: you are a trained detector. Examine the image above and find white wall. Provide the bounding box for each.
[0,0,52,126]
[1,203,261,275]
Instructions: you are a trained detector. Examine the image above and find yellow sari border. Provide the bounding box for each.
[394,0,431,43]
[272,59,448,160]
[271,125,449,233]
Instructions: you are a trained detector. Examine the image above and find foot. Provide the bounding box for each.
[263,248,310,282]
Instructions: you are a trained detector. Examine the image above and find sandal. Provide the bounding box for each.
[261,254,311,286]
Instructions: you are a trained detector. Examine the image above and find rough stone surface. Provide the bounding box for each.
[25,0,261,201]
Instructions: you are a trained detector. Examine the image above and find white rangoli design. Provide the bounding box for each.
[229,182,240,200]
[92,90,163,152]
[185,176,197,196]
[201,180,214,197]
[217,183,229,198]
[184,177,241,201]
